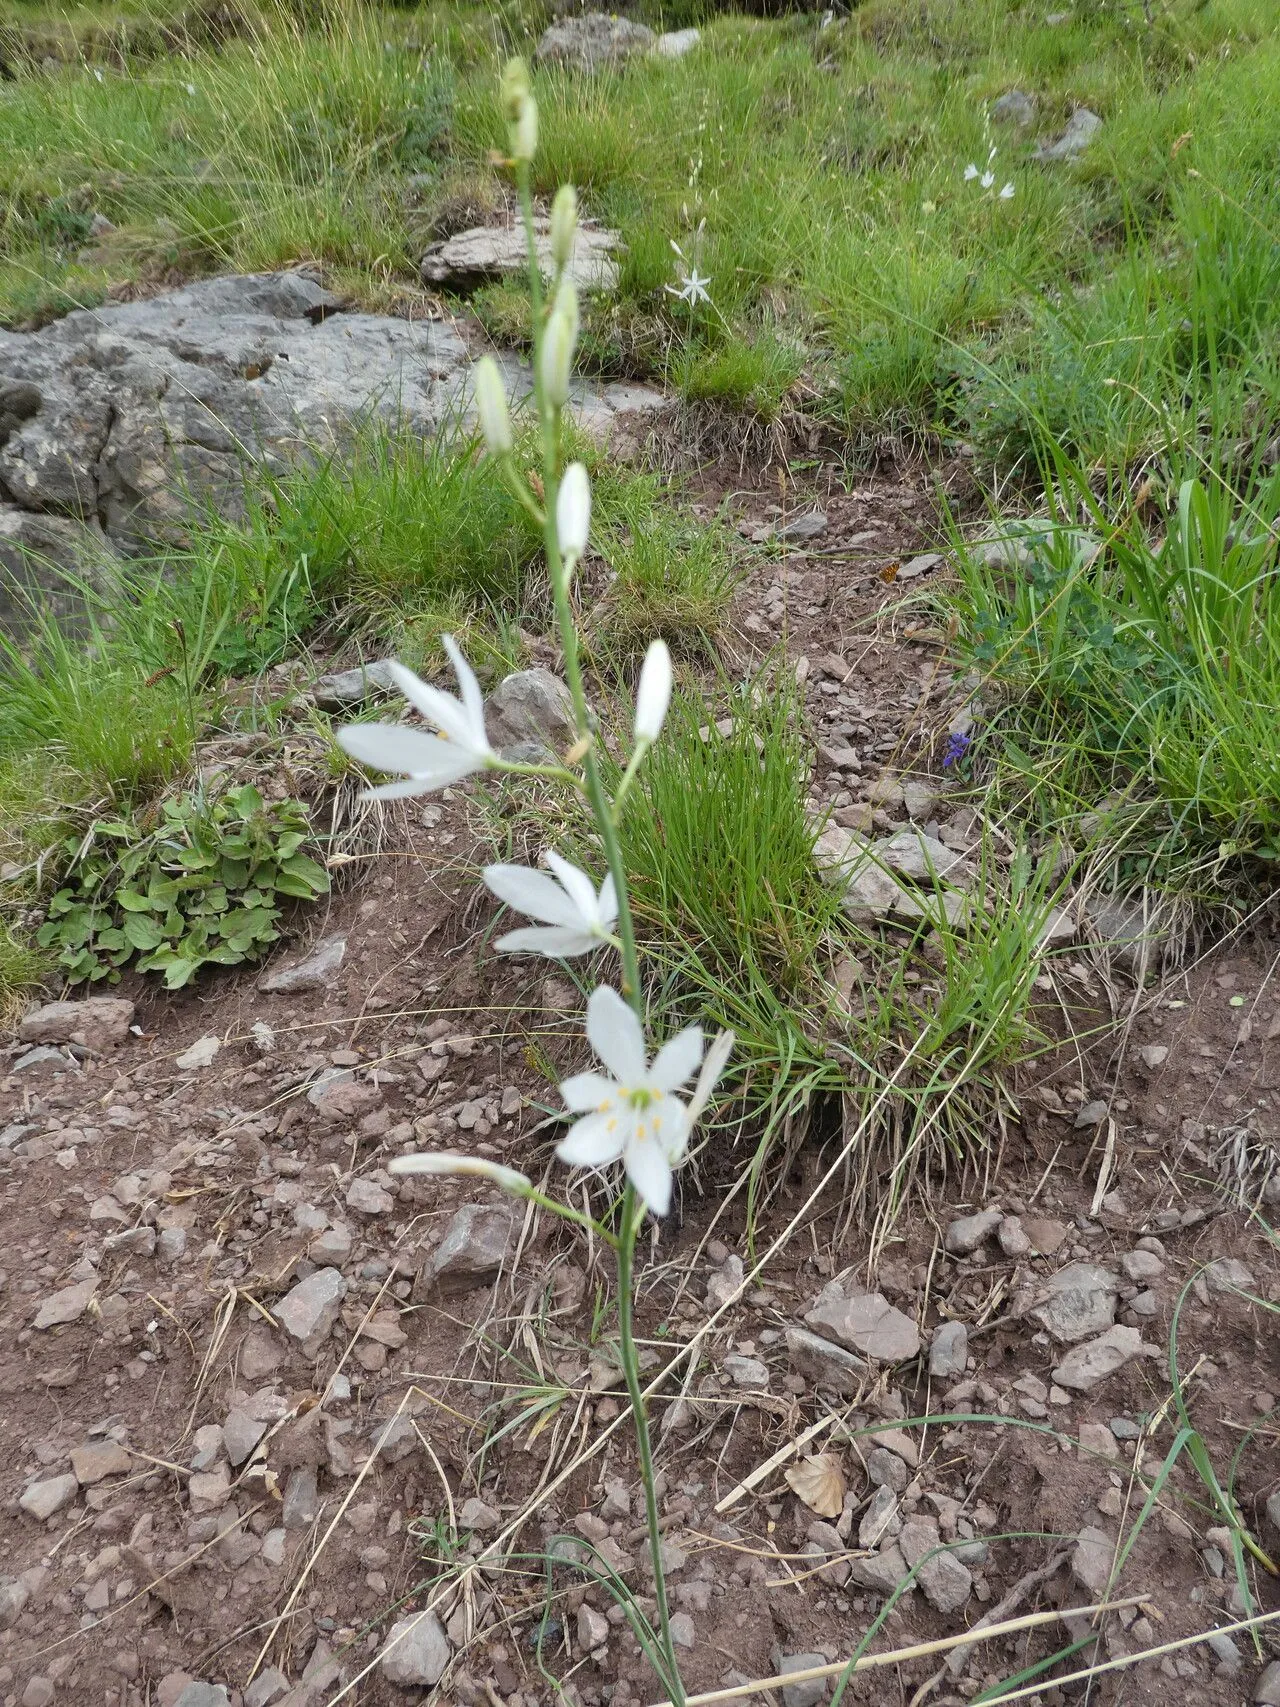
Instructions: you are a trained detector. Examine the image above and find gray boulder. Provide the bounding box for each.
[1036,107,1103,161]
[535,13,656,70]
[485,667,577,758]
[421,217,621,294]
[379,1611,451,1687]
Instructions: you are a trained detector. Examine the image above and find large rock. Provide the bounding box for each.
[421,218,621,294]
[1031,1263,1118,1343]
[274,1268,347,1346]
[379,1611,451,1687]
[0,273,669,609]
[804,1287,921,1363]
[18,996,134,1050]
[1036,107,1103,161]
[485,668,576,759]
[419,1204,519,1297]
[535,13,655,70]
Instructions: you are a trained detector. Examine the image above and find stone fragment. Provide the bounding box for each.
[859,1485,900,1549]
[945,1210,1003,1255]
[309,1222,352,1265]
[309,1073,382,1122]
[723,1354,769,1390]
[1071,1526,1114,1595]
[578,1602,610,1649]
[1254,1660,1280,1704]
[312,659,397,709]
[897,551,943,581]
[706,1254,744,1311]
[188,1469,231,1513]
[379,1611,451,1687]
[1205,1257,1255,1294]
[484,668,577,759]
[1053,1325,1146,1392]
[458,1497,499,1532]
[172,1687,231,1707]
[223,1409,268,1467]
[244,1671,290,1707]
[70,1441,132,1484]
[33,1279,97,1329]
[655,27,701,57]
[22,1683,55,1707]
[1031,1263,1119,1343]
[0,1579,31,1628]
[866,1448,908,1493]
[420,1204,518,1296]
[1139,1044,1168,1070]
[258,934,346,993]
[18,996,134,1049]
[157,1226,188,1263]
[19,1474,77,1520]
[1078,1422,1120,1460]
[777,1653,828,1707]
[900,1519,972,1613]
[175,1035,220,1070]
[873,829,969,886]
[991,89,1036,125]
[929,1321,968,1380]
[1022,1216,1068,1255]
[1120,1250,1163,1283]
[804,1289,921,1362]
[777,508,828,542]
[785,1326,869,1395]
[998,1215,1033,1258]
[422,220,621,295]
[282,1468,320,1531]
[275,1268,347,1344]
[346,1177,394,1215]
[847,1543,909,1595]
[1036,107,1103,161]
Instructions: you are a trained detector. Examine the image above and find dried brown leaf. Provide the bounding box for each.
[783,1452,845,1518]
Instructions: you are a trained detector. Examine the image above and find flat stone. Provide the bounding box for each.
[420,1204,518,1296]
[244,1670,290,1707]
[13,1046,75,1072]
[282,1468,320,1531]
[945,1210,1003,1255]
[19,1474,77,1520]
[21,1680,55,1707]
[33,1278,98,1329]
[804,1289,921,1363]
[1120,1250,1163,1283]
[1031,1263,1118,1343]
[866,1448,908,1493]
[1053,1325,1146,1392]
[258,933,347,993]
[188,1469,231,1513]
[1071,1525,1114,1595]
[18,996,135,1049]
[777,1653,827,1707]
[1139,1044,1169,1070]
[223,1408,269,1467]
[175,1035,220,1070]
[421,218,621,295]
[309,1223,352,1265]
[70,1441,132,1484]
[900,1519,972,1614]
[312,659,397,709]
[275,1268,347,1344]
[346,1177,394,1215]
[1078,1422,1120,1460]
[897,551,944,580]
[859,1485,901,1549]
[929,1321,968,1380]
[992,89,1036,125]
[1022,1216,1068,1255]
[379,1611,451,1687]
[998,1215,1033,1257]
[172,1687,231,1707]
[1036,106,1103,161]
[872,829,969,886]
[484,668,576,759]
[458,1497,500,1532]
[776,508,828,542]
[784,1327,869,1396]
[309,1073,382,1123]
[1205,1257,1254,1294]
[1254,1659,1280,1704]
[847,1542,910,1596]
[723,1354,769,1390]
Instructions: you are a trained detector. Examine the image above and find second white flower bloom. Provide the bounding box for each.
[484,852,617,957]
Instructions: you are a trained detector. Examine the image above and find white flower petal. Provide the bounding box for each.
[558,1109,627,1168]
[649,1024,703,1094]
[388,1152,530,1192]
[495,924,601,957]
[651,1090,691,1164]
[634,639,673,744]
[388,660,477,750]
[545,851,602,924]
[587,985,647,1087]
[999,181,1016,199]
[362,776,443,800]
[964,164,979,180]
[685,1028,734,1128]
[598,871,619,930]
[442,634,489,745]
[484,862,586,929]
[560,1070,618,1112]
[338,724,482,788]
[624,1127,673,1216]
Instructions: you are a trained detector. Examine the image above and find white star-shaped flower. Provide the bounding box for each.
[337,637,496,798]
[556,987,708,1216]
[666,268,712,307]
[963,163,980,180]
[999,181,1016,199]
[483,852,618,958]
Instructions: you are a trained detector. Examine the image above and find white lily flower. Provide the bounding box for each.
[980,170,995,189]
[337,638,496,798]
[557,462,591,565]
[557,986,716,1216]
[963,163,979,180]
[666,268,712,307]
[999,181,1016,199]
[389,1152,531,1193]
[634,639,673,745]
[484,851,617,957]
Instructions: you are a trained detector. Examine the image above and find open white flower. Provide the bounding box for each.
[484,851,617,957]
[556,986,713,1216]
[666,267,712,307]
[634,639,673,744]
[337,638,496,798]
[963,163,980,180]
[999,181,1016,199]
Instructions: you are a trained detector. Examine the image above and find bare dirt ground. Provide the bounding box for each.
[2,463,1278,1707]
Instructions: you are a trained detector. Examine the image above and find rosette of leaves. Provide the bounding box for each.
[38,784,329,990]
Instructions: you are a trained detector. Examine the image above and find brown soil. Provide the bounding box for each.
[2,462,1279,1707]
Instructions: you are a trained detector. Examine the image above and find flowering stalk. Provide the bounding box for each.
[351,62,732,1707]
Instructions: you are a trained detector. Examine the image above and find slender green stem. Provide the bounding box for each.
[616,1185,685,1707]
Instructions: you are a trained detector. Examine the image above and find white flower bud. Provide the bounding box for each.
[634,639,673,745]
[472,356,512,456]
[541,290,579,409]
[500,59,537,162]
[556,462,591,564]
[550,184,578,272]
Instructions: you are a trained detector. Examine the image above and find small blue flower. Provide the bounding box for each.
[943,730,971,769]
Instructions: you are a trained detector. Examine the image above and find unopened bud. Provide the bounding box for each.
[550,184,578,272]
[540,279,580,409]
[556,462,591,564]
[472,356,512,456]
[500,58,537,162]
